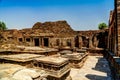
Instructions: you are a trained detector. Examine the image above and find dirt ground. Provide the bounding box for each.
[70,56,113,80]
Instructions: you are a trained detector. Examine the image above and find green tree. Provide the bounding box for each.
[0,21,7,30]
[98,23,108,30]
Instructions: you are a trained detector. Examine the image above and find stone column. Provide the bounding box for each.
[61,38,64,47]
[23,37,25,43]
[39,37,41,47]
[48,38,50,47]
[30,37,33,46]
[93,36,99,48]
[71,37,75,48]
[49,38,52,48]
[41,37,44,47]
[79,36,83,49]
[89,36,93,48]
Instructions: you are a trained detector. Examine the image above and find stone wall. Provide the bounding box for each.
[76,29,108,49]
[0,20,108,50]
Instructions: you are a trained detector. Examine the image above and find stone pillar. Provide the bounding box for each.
[48,38,50,47]
[39,37,41,47]
[32,37,34,46]
[79,36,82,49]
[89,36,93,48]
[41,37,44,47]
[49,38,52,48]
[61,38,64,47]
[59,38,63,48]
[93,36,99,48]
[23,37,25,43]
[71,37,75,48]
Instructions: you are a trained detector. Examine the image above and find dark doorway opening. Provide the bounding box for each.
[26,38,30,42]
[34,38,39,46]
[82,36,89,48]
[75,36,79,47]
[67,39,71,47]
[44,38,49,47]
[19,38,23,42]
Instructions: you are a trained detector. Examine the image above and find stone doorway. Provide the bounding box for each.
[44,38,49,47]
[75,36,79,48]
[34,38,40,46]
[82,36,89,48]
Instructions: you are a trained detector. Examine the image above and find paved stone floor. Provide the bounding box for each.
[70,56,113,80]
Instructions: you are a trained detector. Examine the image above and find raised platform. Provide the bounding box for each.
[0,54,43,67]
[33,56,71,80]
[61,52,88,68]
[0,46,58,56]
[59,49,88,68]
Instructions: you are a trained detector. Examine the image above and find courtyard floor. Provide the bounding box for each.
[70,56,113,80]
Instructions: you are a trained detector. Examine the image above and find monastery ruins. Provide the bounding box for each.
[0,0,120,80]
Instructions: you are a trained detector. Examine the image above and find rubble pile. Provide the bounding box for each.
[0,64,47,80]
[32,20,75,35]
[0,44,17,50]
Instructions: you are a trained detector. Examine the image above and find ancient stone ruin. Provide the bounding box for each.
[0,20,108,50]
[0,20,94,80]
[0,1,120,79]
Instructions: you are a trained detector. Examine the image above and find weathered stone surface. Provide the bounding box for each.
[0,20,108,49]
[0,63,47,80]
[70,56,112,80]
[12,69,47,80]
[59,50,72,55]
[32,20,74,34]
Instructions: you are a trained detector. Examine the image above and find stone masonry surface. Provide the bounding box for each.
[70,56,112,80]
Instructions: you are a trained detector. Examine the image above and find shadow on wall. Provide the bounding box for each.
[97,31,108,48]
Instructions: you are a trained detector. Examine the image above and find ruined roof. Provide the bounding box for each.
[35,56,68,66]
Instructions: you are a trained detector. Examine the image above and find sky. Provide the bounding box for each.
[0,0,114,30]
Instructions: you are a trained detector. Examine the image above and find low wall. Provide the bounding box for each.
[87,48,104,56]
[104,50,120,80]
